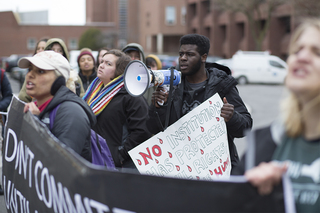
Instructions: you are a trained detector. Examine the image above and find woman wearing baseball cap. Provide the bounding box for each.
[19,50,96,161]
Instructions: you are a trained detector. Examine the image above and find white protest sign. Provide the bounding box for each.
[129,93,231,181]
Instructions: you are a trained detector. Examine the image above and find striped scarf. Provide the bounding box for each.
[83,75,124,116]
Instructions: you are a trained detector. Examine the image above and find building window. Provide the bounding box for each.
[280,16,291,33]
[166,6,176,25]
[68,38,78,50]
[181,6,186,25]
[27,38,37,50]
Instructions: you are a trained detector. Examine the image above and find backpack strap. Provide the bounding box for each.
[49,104,61,130]
[95,131,102,153]
[0,69,4,84]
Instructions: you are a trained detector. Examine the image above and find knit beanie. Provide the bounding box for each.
[77,51,95,67]
[146,54,162,70]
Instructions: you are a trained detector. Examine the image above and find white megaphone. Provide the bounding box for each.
[124,60,181,97]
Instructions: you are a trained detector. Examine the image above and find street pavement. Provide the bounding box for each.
[0,75,285,212]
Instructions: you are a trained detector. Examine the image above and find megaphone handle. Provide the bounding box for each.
[164,67,175,130]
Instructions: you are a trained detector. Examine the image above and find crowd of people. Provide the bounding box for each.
[0,18,319,212]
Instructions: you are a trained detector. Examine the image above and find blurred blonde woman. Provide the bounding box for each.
[233,19,320,212]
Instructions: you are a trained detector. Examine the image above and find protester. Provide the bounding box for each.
[122,43,151,103]
[19,51,96,162]
[146,34,252,171]
[96,47,110,69]
[83,49,151,168]
[122,43,145,62]
[18,38,85,102]
[33,38,49,55]
[18,38,49,102]
[78,48,97,91]
[232,19,320,213]
[146,54,162,71]
[144,54,163,105]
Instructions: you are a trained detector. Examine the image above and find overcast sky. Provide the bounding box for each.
[0,0,85,25]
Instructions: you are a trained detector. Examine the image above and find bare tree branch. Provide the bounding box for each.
[213,0,286,50]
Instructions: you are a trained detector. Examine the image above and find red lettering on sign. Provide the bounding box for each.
[221,157,229,172]
[137,159,142,165]
[152,145,162,157]
[158,138,163,144]
[214,167,223,176]
[138,148,153,165]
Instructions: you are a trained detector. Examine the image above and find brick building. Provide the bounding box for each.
[0,0,303,59]
[0,10,116,58]
[186,0,298,59]
[86,0,187,55]
[0,0,187,58]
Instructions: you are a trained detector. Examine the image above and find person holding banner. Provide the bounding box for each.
[19,50,96,162]
[83,49,151,169]
[234,19,320,212]
[147,34,252,171]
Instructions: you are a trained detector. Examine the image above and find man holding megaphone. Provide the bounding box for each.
[146,34,253,173]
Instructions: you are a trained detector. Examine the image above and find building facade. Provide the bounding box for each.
[0,0,187,58]
[186,0,297,59]
[86,0,187,55]
[0,11,115,58]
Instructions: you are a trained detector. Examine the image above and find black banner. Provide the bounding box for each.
[2,97,295,213]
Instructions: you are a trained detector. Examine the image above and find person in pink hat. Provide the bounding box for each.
[19,50,96,162]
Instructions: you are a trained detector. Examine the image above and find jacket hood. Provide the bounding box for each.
[45,38,70,61]
[41,86,96,127]
[122,43,145,63]
[205,62,231,75]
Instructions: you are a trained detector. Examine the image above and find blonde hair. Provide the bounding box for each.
[54,69,78,94]
[282,18,320,137]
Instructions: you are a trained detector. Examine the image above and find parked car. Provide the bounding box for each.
[157,55,178,70]
[206,56,223,63]
[216,51,287,85]
[4,54,30,73]
[11,67,28,89]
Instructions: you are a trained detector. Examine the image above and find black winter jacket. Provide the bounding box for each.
[147,63,253,169]
[231,121,284,175]
[79,70,97,91]
[91,87,151,167]
[38,86,96,162]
